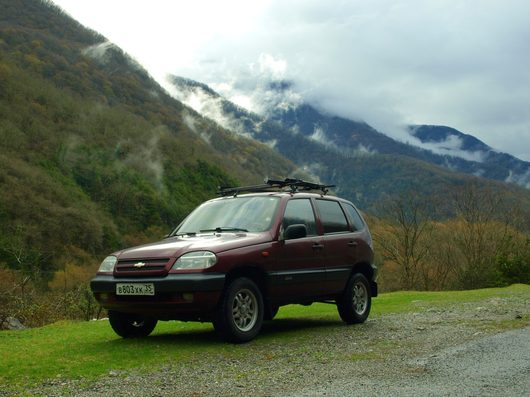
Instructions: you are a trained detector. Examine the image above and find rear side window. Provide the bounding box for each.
[283,199,317,236]
[316,199,349,234]
[343,203,365,231]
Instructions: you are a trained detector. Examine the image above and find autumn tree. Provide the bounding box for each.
[374,193,434,290]
[442,182,513,289]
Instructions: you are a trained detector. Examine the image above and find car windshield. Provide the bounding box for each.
[175,196,280,234]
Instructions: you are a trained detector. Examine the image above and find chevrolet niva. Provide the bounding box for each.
[90,179,377,343]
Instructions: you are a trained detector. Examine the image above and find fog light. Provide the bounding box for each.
[99,293,109,301]
[183,293,194,302]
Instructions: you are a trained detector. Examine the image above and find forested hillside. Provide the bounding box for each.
[0,0,299,283]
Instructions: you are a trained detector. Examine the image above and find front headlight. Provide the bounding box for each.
[172,251,217,270]
[98,255,117,273]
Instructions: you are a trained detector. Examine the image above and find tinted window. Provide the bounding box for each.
[283,199,317,236]
[316,200,349,234]
[344,203,365,231]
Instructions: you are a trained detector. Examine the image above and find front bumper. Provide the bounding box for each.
[90,273,226,319]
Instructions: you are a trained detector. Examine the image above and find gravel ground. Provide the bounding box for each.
[289,325,530,397]
[8,294,530,397]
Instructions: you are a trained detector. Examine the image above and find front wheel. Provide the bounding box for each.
[213,277,264,343]
[337,273,372,324]
[108,310,158,338]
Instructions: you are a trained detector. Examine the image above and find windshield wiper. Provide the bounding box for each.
[173,231,197,237]
[199,227,249,233]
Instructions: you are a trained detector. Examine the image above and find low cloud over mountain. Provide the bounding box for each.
[169,76,530,190]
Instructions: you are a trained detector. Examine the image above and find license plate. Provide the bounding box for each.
[116,283,155,296]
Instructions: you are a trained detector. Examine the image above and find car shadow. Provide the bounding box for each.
[260,317,342,336]
[98,317,355,347]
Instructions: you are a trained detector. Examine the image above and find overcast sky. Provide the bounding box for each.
[53,0,530,161]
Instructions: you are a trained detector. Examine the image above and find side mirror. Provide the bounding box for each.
[283,224,307,240]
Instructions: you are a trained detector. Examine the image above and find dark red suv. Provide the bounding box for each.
[90,179,377,342]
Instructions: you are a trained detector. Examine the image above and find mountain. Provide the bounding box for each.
[0,0,300,277]
[271,103,530,189]
[169,77,530,217]
[171,77,530,191]
[409,125,530,187]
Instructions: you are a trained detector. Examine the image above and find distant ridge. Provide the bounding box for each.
[169,76,530,216]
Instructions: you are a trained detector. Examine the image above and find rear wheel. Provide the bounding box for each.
[337,273,371,324]
[108,310,158,338]
[213,277,264,343]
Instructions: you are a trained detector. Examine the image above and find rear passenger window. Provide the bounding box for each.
[316,200,349,234]
[283,199,317,236]
[343,203,365,231]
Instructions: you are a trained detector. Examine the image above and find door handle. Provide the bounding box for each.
[312,243,324,250]
[348,241,358,247]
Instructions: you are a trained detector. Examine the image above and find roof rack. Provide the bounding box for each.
[218,178,335,197]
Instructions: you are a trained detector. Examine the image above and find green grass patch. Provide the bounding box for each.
[1,284,529,389]
[369,283,530,315]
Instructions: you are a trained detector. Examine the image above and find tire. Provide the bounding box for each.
[108,310,158,338]
[337,273,372,324]
[213,277,264,343]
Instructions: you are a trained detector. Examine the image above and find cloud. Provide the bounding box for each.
[172,0,530,161]
[412,135,487,163]
[168,81,253,139]
[82,41,145,73]
[55,0,530,161]
[308,126,330,146]
[82,41,116,63]
[122,127,167,189]
[264,139,278,149]
[205,54,304,115]
[505,169,530,189]
[181,111,212,145]
[308,125,377,158]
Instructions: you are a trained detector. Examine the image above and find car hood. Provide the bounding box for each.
[116,232,271,260]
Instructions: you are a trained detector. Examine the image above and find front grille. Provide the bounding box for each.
[115,258,171,277]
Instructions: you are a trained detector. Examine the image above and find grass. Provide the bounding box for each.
[370,283,530,314]
[1,284,529,390]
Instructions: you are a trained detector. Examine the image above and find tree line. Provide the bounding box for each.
[372,182,529,291]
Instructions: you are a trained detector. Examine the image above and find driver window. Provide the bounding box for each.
[282,199,317,236]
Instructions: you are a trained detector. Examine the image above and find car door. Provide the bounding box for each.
[314,199,357,294]
[268,198,326,302]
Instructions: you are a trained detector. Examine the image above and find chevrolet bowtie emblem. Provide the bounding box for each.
[133,262,146,268]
